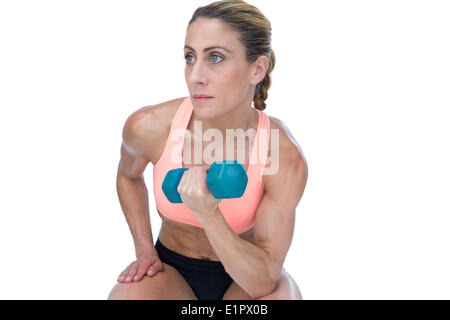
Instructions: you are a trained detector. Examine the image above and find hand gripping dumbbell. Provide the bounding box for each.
[162,160,248,203]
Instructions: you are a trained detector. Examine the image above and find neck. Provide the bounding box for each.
[191,101,257,137]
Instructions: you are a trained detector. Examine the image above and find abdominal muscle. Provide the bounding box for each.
[156,208,255,261]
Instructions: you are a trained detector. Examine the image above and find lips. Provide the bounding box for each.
[194,95,213,102]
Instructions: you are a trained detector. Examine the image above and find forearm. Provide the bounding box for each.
[200,209,277,299]
[116,168,156,258]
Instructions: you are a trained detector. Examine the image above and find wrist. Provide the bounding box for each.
[135,244,158,259]
[198,206,222,226]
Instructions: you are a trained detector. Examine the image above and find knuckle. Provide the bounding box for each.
[128,267,137,274]
[138,265,148,274]
[155,260,163,270]
[142,258,153,267]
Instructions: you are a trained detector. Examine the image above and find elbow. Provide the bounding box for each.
[249,260,281,299]
[249,278,279,300]
[249,282,278,300]
[117,161,144,181]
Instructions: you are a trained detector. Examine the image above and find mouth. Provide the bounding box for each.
[194,96,213,102]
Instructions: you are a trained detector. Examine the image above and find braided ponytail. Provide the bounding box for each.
[254,49,275,111]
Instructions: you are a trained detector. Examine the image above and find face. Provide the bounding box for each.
[184,18,267,120]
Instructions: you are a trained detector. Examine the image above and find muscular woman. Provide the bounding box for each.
[108,0,308,300]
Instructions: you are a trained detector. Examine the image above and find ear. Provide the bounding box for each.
[250,55,270,86]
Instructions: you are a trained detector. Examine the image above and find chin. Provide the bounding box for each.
[194,111,216,121]
[192,105,218,120]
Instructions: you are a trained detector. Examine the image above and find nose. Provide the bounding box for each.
[187,59,209,86]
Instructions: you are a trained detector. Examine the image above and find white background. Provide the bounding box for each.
[0,0,449,299]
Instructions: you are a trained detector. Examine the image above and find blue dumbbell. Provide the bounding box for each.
[162,160,248,203]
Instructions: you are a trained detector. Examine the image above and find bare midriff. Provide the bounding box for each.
[157,209,255,261]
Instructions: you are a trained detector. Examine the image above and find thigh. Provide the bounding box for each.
[108,263,198,300]
[222,281,252,300]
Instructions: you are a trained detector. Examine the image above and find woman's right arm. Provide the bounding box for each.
[117,107,161,259]
[116,108,169,283]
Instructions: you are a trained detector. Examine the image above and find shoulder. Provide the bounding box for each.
[267,115,306,163]
[263,115,308,196]
[122,96,187,163]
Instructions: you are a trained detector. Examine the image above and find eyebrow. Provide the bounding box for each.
[184,45,233,54]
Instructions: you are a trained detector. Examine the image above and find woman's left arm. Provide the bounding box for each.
[201,149,308,299]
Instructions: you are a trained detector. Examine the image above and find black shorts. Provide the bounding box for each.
[155,238,233,300]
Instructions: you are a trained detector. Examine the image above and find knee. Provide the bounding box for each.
[259,268,302,300]
[107,272,167,300]
[107,279,149,300]
[278,268,302,300]
[108,282,128,300]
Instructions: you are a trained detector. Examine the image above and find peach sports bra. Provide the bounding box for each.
[153,97,270,235]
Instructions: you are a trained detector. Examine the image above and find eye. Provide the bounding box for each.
[210,54,223,64]
[184,53,224,65]
[184,54,194,64]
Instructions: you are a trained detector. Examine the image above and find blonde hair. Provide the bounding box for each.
[188,0,275,111]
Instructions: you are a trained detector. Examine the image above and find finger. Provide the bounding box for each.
[117,272,126,282]
[133,260,151,281]
[147,259,164,277]
[191,167,199,190]
[122,261,137,280]
[197,166,209,190]
[154,259,164,272]
[177,169,188,194]
[187,168,198,194]
[125,265,138,283]
[117,267,131,282]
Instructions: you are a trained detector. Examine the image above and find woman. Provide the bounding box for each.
[108,0,308,300]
